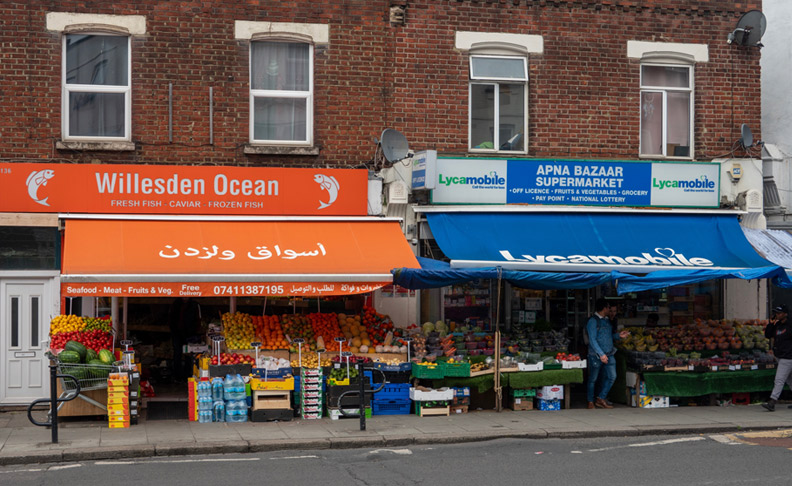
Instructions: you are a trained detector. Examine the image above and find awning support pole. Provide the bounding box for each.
[111,297,119,335]
[230,296,236,314]
[263,296,267,316]
[494,269,503,413]
[122,296,128,340]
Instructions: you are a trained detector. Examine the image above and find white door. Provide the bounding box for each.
[2,282,49,404]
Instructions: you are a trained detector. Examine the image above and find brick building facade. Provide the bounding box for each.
[0,1,762,167]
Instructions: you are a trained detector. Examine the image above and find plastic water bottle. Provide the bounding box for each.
[199,395,212,411]
[212,378,224,402]
[213,400,225,422]
[233,374,246,400]
[225,399,237,422]
[197,380,211,398]
[198,409,211,423]
[223,374,234,401]
[233,399,248,422]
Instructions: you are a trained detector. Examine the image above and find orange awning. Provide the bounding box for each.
[61,218,420,297]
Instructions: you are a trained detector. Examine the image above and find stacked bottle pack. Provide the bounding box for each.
[300,368,323,419]
[224,374,248,423]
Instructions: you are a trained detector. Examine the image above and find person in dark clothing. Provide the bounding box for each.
[762,304,792,411]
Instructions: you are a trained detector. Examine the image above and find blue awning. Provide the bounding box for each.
[390,212,792,293]
[426,212,773,273]
[393,256,613,290]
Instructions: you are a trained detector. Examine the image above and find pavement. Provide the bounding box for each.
[2,403,792,466]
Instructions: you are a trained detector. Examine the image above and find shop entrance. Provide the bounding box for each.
[0,280,50,404]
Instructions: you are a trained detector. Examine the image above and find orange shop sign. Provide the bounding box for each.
[61,282,387,298]
[0,163,367,216]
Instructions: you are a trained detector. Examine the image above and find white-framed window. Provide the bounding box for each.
[250,41,313,145]
[468,55,527,153]
[62,33,131,141]
[639,63,693,158]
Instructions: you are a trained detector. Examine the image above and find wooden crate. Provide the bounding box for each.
[252,390,291,411]
[56,381,107,417]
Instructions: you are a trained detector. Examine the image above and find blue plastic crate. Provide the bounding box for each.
[370,362,412,373]
[372,399,411,415]
[374,383,411,401]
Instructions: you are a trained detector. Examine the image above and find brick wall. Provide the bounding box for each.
[0,1,762,167]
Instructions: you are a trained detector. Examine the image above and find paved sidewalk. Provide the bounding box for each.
[2,404,792,466]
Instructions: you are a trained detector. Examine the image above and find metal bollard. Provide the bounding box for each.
[27,364,80,444]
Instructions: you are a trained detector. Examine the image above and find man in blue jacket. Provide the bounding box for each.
[762,304,792,411]
[587,298,630,409]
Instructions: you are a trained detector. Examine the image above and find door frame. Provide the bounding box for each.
[0,271,60,405]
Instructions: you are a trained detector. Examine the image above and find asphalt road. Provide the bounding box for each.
[2,433,791,485]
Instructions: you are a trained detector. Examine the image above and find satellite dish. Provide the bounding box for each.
[372,128,410,170]
[727,10,767,47]
[380,129,409,163]
[740,124,753,148]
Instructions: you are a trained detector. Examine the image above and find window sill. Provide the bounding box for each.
[56,140,136,152]
[639,155,694,161]
[243,144,320,156]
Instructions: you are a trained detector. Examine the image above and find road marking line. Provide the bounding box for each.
[49,464,82,471]
[369,449,412,455]
[709,434,741,445]
[571,451,583,454]
[271,455,319,460]
[97,458,261,465]
[589,436,704,452]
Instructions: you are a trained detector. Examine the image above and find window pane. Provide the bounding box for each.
[640,92,663,155]
[498,84,524,151]
[641,65,689,88]
[11,297,19,347]
[667,91,690,156]
[69,92,125,137]
[253,97,307,141]
[31,296,39,348]
[66,35,128,86]
[470,84,494,149]
[252,42,310,91]
[471,57,526,80]
[0,227,59,270]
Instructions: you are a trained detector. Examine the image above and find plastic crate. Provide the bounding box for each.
[372,370,412,384]
[510,388,536,398]
[371,362,412,373]
[251,367,293,379]
[372,399,411,415]
[411,362,444,379]
[442,361,471,377]
[374,383,411,401]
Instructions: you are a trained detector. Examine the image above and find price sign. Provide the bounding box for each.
[251,341,262,348]
[211,335,225,342]
[120,340,133,347]
[342,351,353,357]
[402,337,413,343]
[316,349,326,354]
[334,337,346,343]
[293,338,305,344]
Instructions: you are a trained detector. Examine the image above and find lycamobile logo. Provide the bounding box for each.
[652,175,715,190]
[500,247,714,267]
[438,171,505,186]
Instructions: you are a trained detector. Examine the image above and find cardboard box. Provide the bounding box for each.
[537,398,561,411]
[250,377,295,391]
[629,388,670,408]
[108,421,130,429]
[252,390,291,411]
[509,396,534,411]
[536,385,564,400]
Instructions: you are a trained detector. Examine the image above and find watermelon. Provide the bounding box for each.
[98,349,114,365]
[58,350,81,364]
[64,340,87,362]
[88,359,110,377]
[86,349,99,362]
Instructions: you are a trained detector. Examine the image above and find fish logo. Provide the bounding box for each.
[314,174,340,209]
[26,169,55,206]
